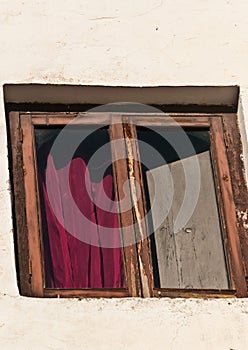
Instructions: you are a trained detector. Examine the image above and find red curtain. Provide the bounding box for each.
[40,153,124,289]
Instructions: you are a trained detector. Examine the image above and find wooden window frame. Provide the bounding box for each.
[8,111,248,298]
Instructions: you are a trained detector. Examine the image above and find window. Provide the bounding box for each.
[9,111,248,298]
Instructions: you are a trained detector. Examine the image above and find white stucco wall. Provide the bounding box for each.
[0,1,248,349]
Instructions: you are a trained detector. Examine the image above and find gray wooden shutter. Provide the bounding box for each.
[146,151,229,289]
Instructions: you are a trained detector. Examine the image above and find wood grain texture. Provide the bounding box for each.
[123,120,154,297]
[44,288,129,298]
[132,117,210,128]
[210,117,247,297]
[222,114,248,282]
[9,112,32,296]
[31,113,111,125]
[147,151,229,289]
[21,115,44,297]
[110,120,141,297]
[153,288,236,298]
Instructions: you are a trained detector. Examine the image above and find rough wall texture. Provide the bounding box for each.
[0,1,248,349]
[1,296,248,350]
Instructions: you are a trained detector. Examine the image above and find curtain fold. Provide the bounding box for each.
[39,150,124,289]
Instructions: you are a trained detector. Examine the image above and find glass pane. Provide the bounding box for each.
[35,127,124,289]
[137,127,230,289]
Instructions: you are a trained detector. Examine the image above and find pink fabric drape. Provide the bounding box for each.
[40,154,124,289]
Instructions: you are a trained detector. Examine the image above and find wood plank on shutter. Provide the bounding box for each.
[147,151,229,289]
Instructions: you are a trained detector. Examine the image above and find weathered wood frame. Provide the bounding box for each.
[8,112,248,298]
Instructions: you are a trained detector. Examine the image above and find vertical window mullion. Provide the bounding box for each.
[109,116,142,297]
[122,116,154,297]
